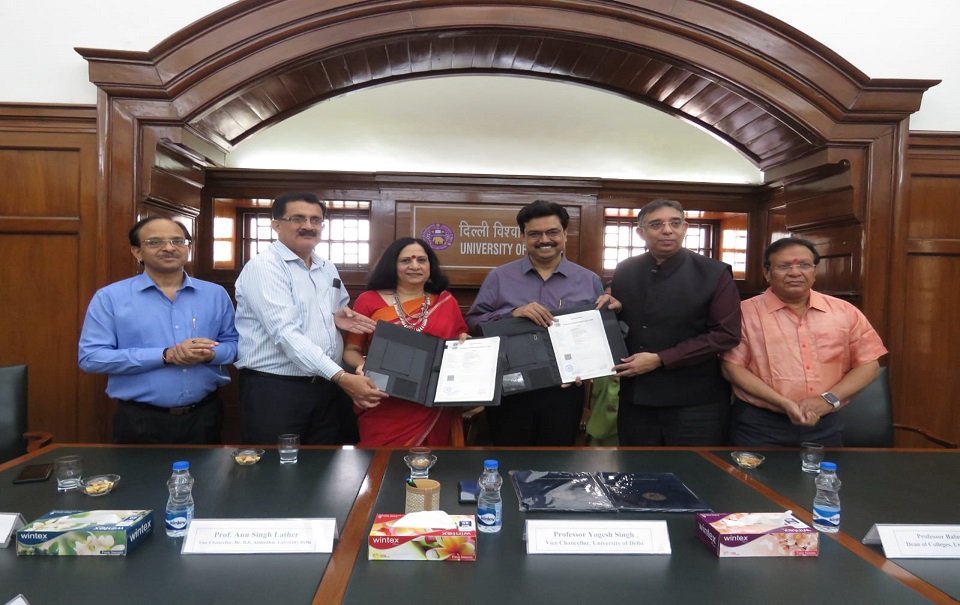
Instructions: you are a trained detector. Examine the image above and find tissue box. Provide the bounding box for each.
[17,510,153,556]
[696,512,818,557]
[368,513,476,561]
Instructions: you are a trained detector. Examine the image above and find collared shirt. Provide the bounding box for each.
[465,254,604,333]
[78,272,238,407]
[234,240,349,379]
[722,288,888,411]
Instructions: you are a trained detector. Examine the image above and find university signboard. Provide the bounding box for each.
[412,205,526,269]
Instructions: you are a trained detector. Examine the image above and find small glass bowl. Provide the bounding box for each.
[731,451,765,469]
[81,474,121,496]
[232,448,265,465]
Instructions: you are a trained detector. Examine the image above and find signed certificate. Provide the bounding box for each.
[434,337,501,403]
[364,320,505,406]
[547,310,617,383]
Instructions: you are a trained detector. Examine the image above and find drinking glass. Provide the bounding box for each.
[54,455,83,491]
[278,434,300,464]
[800,442,825,473]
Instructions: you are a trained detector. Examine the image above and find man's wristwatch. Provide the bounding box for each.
[821,392,841,409]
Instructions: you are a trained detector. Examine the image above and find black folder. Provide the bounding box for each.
[480,304,627,395]
[363,320,504,407]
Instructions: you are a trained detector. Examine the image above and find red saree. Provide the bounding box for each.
[347,290,468,447]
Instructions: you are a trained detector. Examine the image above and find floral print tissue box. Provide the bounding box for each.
[369,513,476,561]
[696,512,819,557]
[17,510,153,556]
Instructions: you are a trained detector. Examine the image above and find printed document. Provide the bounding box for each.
[434,337,500,403]
[547,310,616,383]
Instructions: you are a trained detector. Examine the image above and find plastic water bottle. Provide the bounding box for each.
[812,461,841,533]
[165,461,195,537]
[477,459,503,533]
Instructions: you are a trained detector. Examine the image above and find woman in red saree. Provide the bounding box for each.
[343,237,468,446]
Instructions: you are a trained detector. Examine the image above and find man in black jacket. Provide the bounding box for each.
[612,199,741,446]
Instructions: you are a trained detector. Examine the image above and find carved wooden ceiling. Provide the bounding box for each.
[78,0,936,184]
[190,31,819,170]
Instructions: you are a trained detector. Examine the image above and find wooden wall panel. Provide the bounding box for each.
[899,254,960,445]
[908,176,960,239]
[0,234,81,439]
[0,104,100,445]
[894,133,960,448]
[0,150,80,217]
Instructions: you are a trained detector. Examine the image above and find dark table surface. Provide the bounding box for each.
[719,448,960,602]
[0,445,373,605]
[342,449,940,605]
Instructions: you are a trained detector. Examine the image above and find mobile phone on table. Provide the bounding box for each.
[458,480,480,504]
[12,463,53,484]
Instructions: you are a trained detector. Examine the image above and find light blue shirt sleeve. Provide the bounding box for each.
[78,287,166,375]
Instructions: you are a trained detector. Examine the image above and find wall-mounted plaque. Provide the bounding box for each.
[411,204,525,269]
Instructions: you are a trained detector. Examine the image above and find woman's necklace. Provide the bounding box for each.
[393,291,431,332]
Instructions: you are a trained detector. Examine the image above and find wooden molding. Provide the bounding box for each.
[76,0,935,171]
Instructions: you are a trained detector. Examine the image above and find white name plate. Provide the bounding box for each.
[0,512,26,548]
[524,520,671,555]
[864,524,960,558]
[181,518,338,554]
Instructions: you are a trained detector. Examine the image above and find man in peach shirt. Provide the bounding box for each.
[721,237,887,446]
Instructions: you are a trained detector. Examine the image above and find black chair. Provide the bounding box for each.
[838,367,894,447]
[0,365,53,462]
[838,367,957,448]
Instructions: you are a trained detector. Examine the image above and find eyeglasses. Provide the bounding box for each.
[770,262,817,273]
[525,228,564,240]
[643,218,685,231]
[140,238,191,249]
[276,215,325,227]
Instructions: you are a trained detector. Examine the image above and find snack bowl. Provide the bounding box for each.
[232,448,265,466]
[81,474,121,496]
[731,451,765,469]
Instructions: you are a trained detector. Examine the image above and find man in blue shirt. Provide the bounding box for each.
[79,217,238,444]
[466,200,619,445]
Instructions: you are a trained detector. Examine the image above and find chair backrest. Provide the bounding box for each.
[837,366,894,447]
[0,364,29,462]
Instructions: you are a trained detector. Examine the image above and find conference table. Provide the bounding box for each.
[1,445,957,605]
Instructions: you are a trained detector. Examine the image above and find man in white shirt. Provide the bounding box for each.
[235,192,383,444]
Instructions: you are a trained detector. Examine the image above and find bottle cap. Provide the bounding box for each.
[820,461,837,471]
[172,461,190,471]
[483,459,498,469]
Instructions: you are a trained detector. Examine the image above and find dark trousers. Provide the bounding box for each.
[729,397,843,447]
[239,370,350,445]
[485,385,585,446]
[113,393,223,445]
[618,400,729,446]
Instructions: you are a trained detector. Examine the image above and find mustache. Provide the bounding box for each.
[297,229,318,236]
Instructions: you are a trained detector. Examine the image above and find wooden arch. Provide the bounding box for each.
[78,0,936,330]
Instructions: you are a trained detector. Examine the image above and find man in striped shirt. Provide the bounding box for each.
[235,192,384,445]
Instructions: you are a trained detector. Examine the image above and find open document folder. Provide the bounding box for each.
[481,305,628,394]
[362,320,504,407]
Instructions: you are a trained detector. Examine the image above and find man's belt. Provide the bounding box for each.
[239,368,322,383]
[119,391,218,416]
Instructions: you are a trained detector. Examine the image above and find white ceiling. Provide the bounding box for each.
[226,76,764,184]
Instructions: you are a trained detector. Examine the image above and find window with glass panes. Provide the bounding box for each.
[602,207,716,277]
[239,201,370,267]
